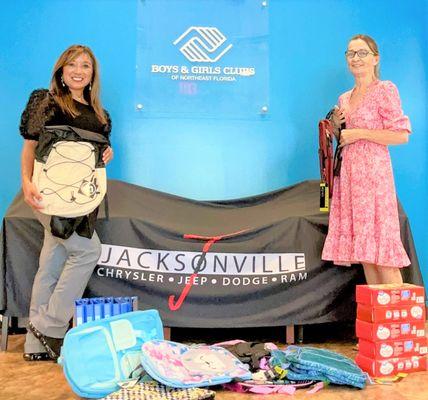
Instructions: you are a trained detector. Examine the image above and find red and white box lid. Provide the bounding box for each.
[356,284,425,307]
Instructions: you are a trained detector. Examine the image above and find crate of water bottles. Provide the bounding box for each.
[73,296,138,326]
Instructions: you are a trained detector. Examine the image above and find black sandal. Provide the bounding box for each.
[23,352,52,362]
[28,321,63,361]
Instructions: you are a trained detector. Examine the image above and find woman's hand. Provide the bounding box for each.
[102,146,114,164]
[340,129,364,147]
[331,106,346,130]
[22,179,44,210]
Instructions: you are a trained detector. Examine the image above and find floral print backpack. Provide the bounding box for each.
[140,340,252,388]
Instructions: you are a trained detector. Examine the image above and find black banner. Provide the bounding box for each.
[0,180,422,327]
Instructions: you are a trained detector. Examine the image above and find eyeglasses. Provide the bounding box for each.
[345,49,374,59]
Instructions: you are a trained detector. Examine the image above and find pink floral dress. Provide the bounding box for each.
[322,80,411,268]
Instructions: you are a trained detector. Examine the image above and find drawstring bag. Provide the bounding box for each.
[220,341,273,371]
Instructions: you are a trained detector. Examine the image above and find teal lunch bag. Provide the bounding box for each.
[58,310,163,398]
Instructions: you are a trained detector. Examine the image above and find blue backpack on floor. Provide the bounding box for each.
[58,310,164,399]
[270,346,367,389]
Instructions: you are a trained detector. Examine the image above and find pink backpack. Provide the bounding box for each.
[223,380,323,395]
[140,340,252,388]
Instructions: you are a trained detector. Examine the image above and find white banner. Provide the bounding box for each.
[98,244,306,276]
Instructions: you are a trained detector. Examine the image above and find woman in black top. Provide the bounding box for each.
[20,44,113,361]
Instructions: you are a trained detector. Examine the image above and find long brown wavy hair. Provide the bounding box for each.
[50,45,107,125]
[348,34,380,78]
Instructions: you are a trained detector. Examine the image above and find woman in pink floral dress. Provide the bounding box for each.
[322,34,411,284]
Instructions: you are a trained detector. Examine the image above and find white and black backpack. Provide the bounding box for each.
[33,125,109,217]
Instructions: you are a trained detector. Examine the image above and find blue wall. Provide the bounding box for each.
[1,0,426,285]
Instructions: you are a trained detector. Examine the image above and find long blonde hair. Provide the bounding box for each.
[349,34,380,78]
[50,44,107,125]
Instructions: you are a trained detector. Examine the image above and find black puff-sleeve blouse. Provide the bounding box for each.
[20,88,111,142]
